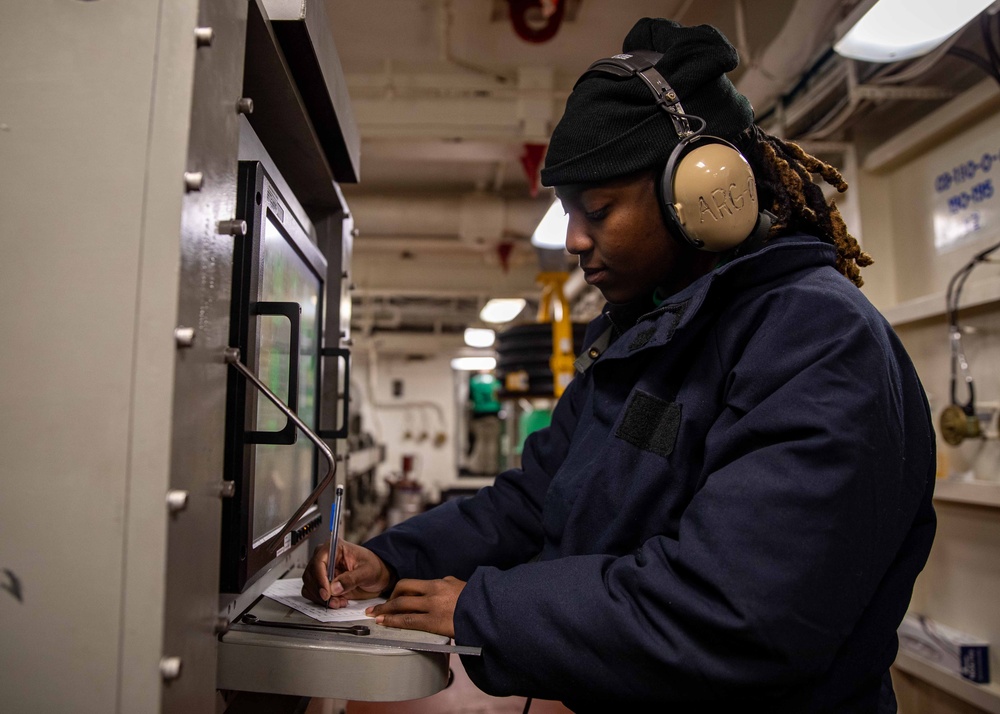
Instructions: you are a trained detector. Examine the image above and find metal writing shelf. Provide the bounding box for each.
[894,650,1000,713]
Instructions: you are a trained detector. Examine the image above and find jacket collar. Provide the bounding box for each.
[590,234,838,362]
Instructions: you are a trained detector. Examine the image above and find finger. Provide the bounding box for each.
[387,578,434,598]
[373,608,454,637]
[302,545,331,603]
[370,595,429,617]
[315,552,333,601]
[375,611,434,632]
[332,563,376,597]
[324,543,357,599]
[326,595,350,609]
[333,541,350,572]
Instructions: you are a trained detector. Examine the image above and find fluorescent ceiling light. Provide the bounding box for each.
[479,298,526,324]
[451,356,497,371]
[530,200,569,250]
[834,0,994,62]
[464,327,496,348]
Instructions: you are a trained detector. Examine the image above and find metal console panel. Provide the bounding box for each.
[218,597,450,701]
[1,0,202,712]
[163,0,249,711]
[243,0,344,215]
[264,0,361,184]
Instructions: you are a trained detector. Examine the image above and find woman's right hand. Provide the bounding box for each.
[301,540,392,608]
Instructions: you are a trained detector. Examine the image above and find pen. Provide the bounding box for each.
[326,484,345,592]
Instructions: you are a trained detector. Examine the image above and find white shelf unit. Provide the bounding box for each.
[933,479,1000,508]
[882,280,1000,509]
[894,650,1000,713]
[880,276,1000,328]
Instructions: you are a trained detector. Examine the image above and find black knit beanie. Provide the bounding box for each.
[540,18,755,187]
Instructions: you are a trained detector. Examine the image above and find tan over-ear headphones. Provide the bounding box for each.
[578,50,769,252]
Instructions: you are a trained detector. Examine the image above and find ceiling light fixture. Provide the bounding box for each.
[463,327,496,348]
[450,356,497,371]
[834,0,996,63]
[530,199,569,250]
[479,298,527,324]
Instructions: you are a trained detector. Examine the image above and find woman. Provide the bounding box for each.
[304,18,935,713]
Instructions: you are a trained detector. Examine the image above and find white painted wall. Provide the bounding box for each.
[857,102,1000,711]
[352,346,496,505]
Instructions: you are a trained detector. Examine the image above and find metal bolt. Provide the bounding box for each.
[588,348,600,359]
[219,481,236,498]
[223,347,241,364]
[214,617,230,634]
[351,228,360,238]
[166,490,189,513]
[236,97,254,115]
[217,219,247,236]
[194,27,214,47]
[342,338,354,347]
[160,656,183,682]
[183,171,203,192]
[174,327,196,348]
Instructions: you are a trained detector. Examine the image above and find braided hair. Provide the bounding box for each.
[740,127,873,288]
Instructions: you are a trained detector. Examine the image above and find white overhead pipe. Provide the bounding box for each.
[735,0,846,119]
[438,0,512,83]
[347,194,550,244]
[349,195,461,236]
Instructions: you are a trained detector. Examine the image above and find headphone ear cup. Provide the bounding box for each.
[660,137,760,252]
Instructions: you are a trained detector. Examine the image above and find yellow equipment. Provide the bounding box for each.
[536,271,575,397]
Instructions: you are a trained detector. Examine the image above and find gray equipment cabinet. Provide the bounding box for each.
[0,1,448,712]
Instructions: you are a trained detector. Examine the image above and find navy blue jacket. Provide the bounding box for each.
[365,235,936,713]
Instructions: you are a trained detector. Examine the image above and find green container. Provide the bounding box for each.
[469,374,501,415]
[518,407,552,453]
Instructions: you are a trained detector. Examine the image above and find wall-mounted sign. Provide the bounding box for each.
[929,121,1000,253]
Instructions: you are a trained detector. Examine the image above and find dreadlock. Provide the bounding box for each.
[740,127,873,288]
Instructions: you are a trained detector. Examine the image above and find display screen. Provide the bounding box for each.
[251,215,321,543]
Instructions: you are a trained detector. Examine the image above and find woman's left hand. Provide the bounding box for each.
[366,576,466,638]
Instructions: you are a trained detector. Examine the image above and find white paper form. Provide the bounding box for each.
[263,577,386,623]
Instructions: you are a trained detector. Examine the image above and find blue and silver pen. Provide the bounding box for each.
[326,484,345,590]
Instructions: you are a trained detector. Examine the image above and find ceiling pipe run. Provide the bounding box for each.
[735,0,846,121]
[347,194,550,246]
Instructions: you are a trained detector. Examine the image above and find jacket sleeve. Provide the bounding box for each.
[363,372,588,582]
[454,296,936,705]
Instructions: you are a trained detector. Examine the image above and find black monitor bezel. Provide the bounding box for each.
[221,160,328,593]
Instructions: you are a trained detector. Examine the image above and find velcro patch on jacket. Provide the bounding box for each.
[628,326,657,351]
[615,390,681,457]
[627,302,686,351]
